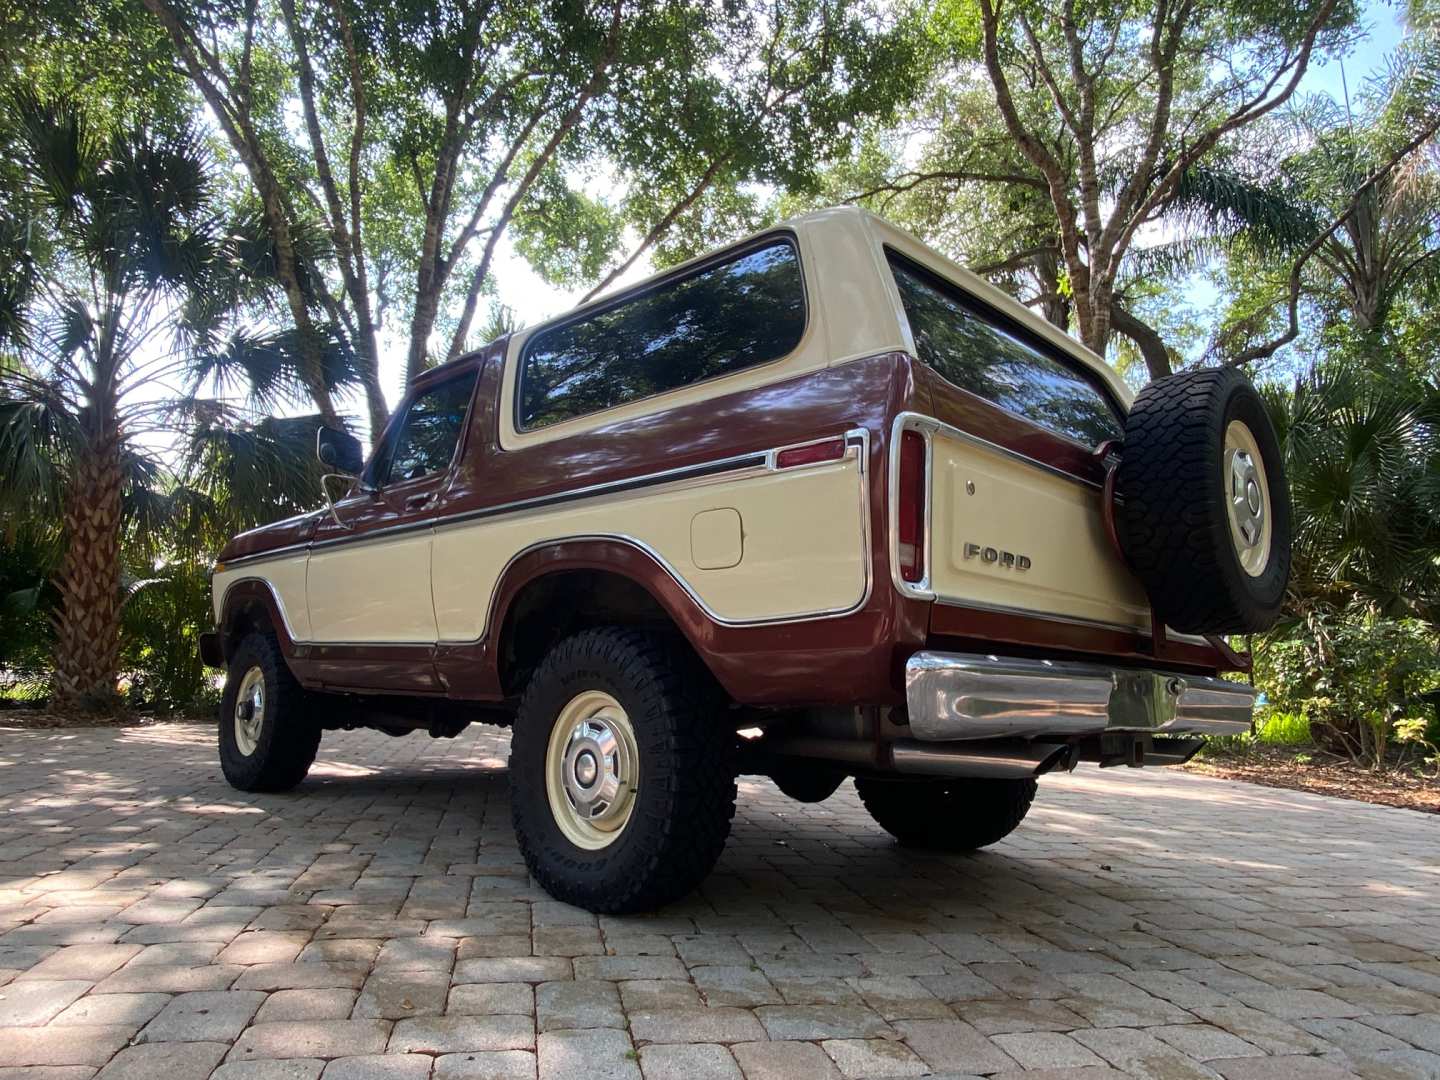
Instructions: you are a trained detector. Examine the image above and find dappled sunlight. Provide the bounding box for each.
[2,724,1435,947]
[309,759,384,779]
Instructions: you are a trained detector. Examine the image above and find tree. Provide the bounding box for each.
[138,0,356,430]
[571,0,920,304]
[1266,364,1440,625]
[1218,14,1440,365]
[0,94,320,712]
[140,0,917,424]
[847,0,1353,364]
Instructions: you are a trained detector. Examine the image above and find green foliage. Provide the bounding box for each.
[1254,608,1440,767]
[1254,709,1314,746]
[120,560,220,713]
[0,527,58,698]
[1265,363,1440,622]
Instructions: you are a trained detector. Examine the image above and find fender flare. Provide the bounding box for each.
[484,536,726,659]
[215,578,298,659]
[470,534,897,708]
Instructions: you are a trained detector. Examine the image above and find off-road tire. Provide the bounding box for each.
[509,627,737,913]
[1116,366,1291,634]
[854,775,1037,850]
[218,632,322,792]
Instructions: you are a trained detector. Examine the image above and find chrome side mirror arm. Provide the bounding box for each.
[320,473,368,531]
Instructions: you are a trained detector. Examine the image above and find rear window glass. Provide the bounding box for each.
[887,252,1121,446]
[518,237,806,430]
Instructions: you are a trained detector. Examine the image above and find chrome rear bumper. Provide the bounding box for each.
[905,651,1254,742]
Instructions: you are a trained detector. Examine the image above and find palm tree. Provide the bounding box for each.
[1265,364,1440,626]
[0,92,328,713]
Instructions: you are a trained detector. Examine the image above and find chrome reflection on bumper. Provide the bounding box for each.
[905,651,1255,741]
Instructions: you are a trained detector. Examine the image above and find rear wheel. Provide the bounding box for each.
[218,632,321,792]
[509,627,737,913]
[855,775,1036,850]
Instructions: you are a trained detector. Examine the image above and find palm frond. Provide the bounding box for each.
[1170,163,1321,252]
[172,411,325,550]
[189,324,360,410]
[0,386,83,519]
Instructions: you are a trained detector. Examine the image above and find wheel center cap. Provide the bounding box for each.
[559,719,628,823]
[573,750,598,788]
[1228,448,1264,548]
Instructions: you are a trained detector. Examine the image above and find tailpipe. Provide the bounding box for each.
[889,739,1075,780]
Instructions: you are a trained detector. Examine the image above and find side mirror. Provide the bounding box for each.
[316,426,364,476]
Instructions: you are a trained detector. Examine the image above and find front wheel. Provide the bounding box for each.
[509,628,737,914]
[218,632,321,793]
[854,775,1037,850]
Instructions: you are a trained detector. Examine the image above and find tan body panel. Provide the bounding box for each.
[433,451,867,640]
[307,533,435,642]
[927,429,1148,630]
[212,449,868,644]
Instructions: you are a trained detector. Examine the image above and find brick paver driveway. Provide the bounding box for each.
[1,723,1437,1080]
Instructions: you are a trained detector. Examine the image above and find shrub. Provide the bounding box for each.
[119,560,221,714]
[1254,608,1440,768]
[0,530,56,702]
[1254,709,1312,746]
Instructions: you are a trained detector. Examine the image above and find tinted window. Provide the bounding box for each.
[519,238,806,429]
[888,253,1121,446]
[373,372,476,485]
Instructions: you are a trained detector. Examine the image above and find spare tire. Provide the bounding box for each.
[1116,366,1290,634]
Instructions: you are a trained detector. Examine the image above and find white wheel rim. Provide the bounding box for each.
[544,690,640,851]
[1223,420,1273,578]
[233,666,265,756]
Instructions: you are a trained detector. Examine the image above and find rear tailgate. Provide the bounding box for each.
[880,249,1154,638]
[912,413,1150,631]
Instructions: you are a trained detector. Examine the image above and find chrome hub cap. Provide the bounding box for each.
[1223,420,1272,577]
[233,666,265,756]
[545,691,639,850]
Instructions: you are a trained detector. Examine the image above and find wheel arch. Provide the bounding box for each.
[486,538,730,700]
[216,578,297,662]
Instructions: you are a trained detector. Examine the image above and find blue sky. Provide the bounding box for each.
[1302,0,1405,103]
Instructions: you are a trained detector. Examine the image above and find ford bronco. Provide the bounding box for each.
[203,206,1290,913]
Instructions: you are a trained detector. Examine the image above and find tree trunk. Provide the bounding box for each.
[406,282,443,383]
[1110,304,1174,381]
[49,436,125,714]
[1032,248,1070,330]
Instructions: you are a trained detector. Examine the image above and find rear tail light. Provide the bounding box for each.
[897,430,926,583]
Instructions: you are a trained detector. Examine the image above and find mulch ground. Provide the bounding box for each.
[1185,744,1440,814]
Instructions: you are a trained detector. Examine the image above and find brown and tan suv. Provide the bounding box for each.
[202,206,1290,913]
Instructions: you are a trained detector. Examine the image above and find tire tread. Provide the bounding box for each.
[510,627,736,914]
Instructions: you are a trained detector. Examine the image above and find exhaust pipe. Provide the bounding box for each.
[890,739,1074,779]
[754,735,1075,780]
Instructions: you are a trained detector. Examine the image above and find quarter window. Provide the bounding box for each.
[371,371,477,486]
[518,237,806,430]
[888,252,1122,446]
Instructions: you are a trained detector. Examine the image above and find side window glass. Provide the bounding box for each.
[372,372,477,486]
[518,237,806,430]
[887,252,1122,446]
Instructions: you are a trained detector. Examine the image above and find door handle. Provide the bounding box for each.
[405,492,434,510]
